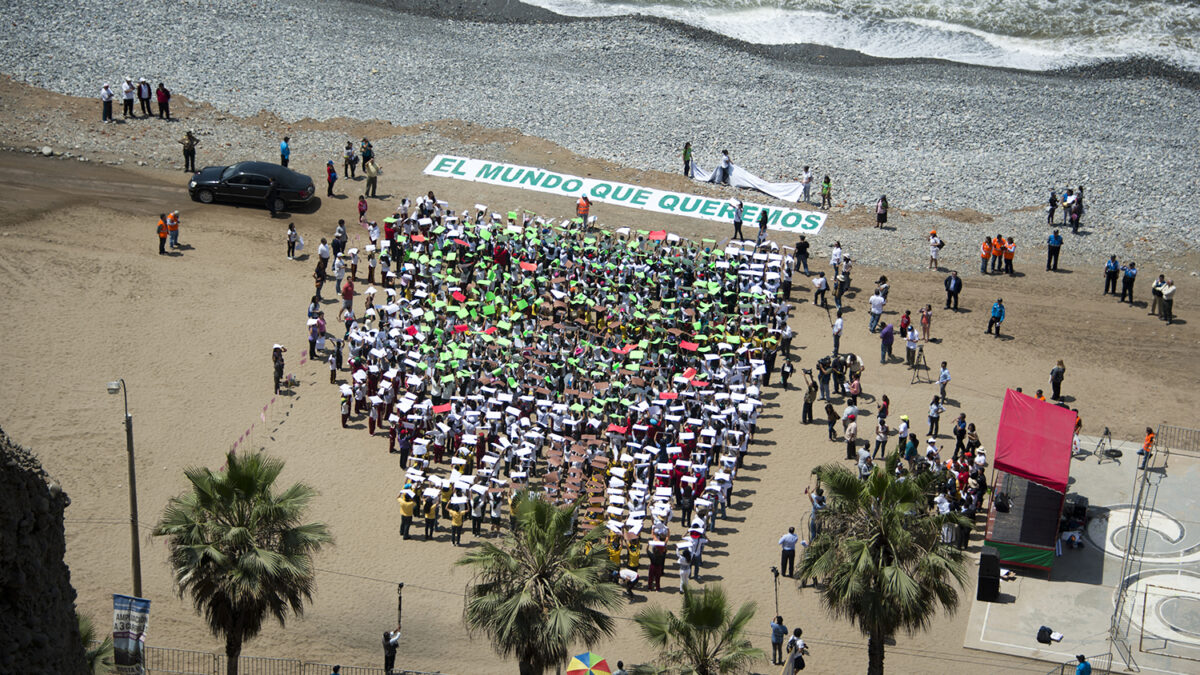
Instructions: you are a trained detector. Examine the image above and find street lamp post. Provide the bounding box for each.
[107,379,143,598]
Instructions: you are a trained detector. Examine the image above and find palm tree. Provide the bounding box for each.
[77,612,113,674]
[153,451,332,675]
[797,458,971,675]
[633,585,762,675]
[457,492,623,675]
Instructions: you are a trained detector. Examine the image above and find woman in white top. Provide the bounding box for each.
[929,231,942,269]
[830,242,843,275]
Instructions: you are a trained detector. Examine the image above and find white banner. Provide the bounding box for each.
[691,161,808,203]
[422,155,825,234]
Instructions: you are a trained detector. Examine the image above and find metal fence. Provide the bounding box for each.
[133,645,439,675]
[1154,424,1200,461]
[1139,584,1200,663]
[1044,652,1112,675]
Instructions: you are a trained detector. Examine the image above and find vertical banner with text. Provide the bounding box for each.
[112,594,150,675]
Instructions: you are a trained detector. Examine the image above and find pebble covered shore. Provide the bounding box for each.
[0,0,1196,273]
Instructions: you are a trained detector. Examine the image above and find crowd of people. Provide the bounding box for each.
[294,191,805,594]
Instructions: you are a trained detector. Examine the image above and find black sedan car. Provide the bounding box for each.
[188,162,315,211]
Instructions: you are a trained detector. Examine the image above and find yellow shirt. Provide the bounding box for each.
[450,508,466,527]
[396,497,415,517]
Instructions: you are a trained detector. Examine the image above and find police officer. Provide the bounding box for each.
[1046,229,1063,271]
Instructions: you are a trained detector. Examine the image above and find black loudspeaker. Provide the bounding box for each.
[977,573,1000,602]
[980,546,1001,577]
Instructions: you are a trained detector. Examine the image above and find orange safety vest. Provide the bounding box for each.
[167,215,179,232]
[980,241,991,259]
[1143,432,1155,453]
[157,219,168,239]
[992,237,1005,256]
[576,197,589,220]
[1003,241,1015,260]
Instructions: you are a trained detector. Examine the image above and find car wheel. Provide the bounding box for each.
[273,198,287,213]
[197,189,215,204]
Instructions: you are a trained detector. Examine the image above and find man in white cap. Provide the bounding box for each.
[121,77,135,118]
[136,78,152,116]
[100,83,115,123]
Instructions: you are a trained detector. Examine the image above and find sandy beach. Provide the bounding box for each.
[1,82,1198,673]
[1,1,1198,672]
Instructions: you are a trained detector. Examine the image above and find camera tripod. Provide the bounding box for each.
[910,345,930,385]
[1094,427,1121,464]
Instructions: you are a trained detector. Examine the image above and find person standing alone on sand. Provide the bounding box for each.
[820,175,832,209]
[179,130,198,172]
[1049,360,1066,401]
[326,161,337,197]
[779,527,798,577]
[272,345,286,395]
[944,270,962,310]
[280,136,290,167]
[364,157,380,198]
[731,199,744,240]
[682,141,692,177]
[1047,229,1063,271]
[986,298,1005,337]
[287,223,298,260]
[875,194,888,228]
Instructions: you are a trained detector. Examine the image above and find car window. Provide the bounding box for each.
[226,175,247,185]
[221,166,237,181]
[244,175,271,186]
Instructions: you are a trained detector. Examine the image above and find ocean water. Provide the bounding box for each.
[522,0,1200,71]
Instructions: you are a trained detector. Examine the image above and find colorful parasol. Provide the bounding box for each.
[567,652,611,675]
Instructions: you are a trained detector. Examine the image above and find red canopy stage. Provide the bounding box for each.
[984,389,1077,570]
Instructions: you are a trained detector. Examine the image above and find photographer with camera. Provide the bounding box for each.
[815,356,832,401]
[802,369,818,423]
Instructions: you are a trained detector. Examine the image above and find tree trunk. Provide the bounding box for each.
[867,630,885,675]
[226,633,243,675]
[518,659,540,675]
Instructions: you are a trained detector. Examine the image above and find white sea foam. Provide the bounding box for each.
[523,0,1200,71]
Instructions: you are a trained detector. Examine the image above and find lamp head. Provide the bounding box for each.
[106,381,121,394]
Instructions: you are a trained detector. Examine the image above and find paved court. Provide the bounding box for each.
[963,433,1200,674]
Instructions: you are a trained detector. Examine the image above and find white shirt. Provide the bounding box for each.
[830,247,842,266]
[779,532,798,550]
[898,421,909,438]
[801,170,812,185]
[832,318,843,337]
[720,154,731,168]
[122,81,135,99]
[869,294,885,314]
[939,368,951,385]
[100,86,114,102]
[906,329,918,349]
[318,243,331,260]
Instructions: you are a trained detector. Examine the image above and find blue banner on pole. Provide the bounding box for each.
[112,593,150,675]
